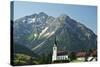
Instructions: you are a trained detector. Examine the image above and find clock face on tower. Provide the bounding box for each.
[54,47,56,50]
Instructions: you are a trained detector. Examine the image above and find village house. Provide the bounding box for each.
[75,49,97,62]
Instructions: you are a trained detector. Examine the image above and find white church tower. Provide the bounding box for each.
[52,38,57,62]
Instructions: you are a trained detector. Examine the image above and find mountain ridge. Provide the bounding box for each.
[13,12,97,55]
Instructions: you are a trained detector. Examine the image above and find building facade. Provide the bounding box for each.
[52,39,69,62]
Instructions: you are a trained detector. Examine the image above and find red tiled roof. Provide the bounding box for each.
[76,52,87,57]
[91,50,97,57]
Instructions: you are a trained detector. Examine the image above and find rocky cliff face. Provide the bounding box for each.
[13,12,97,55]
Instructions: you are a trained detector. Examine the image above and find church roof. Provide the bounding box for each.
[57,51,68,56]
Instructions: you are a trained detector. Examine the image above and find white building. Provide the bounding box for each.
[52,40,69,62]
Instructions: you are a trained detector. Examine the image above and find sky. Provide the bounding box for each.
[12,1,97,34]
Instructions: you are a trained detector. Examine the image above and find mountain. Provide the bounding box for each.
[13,12,97,55]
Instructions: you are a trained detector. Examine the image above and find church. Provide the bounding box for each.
[52,38,97,62]
[52,39,69,62]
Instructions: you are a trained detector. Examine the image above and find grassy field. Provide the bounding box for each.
[70,60,85,63]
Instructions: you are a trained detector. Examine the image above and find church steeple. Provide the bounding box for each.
[54,37,57,46]
[52,37,57,62]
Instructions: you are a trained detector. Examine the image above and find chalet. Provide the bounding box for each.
[75,50,97,62]
[87,49,97,61]
[76,51,86,61]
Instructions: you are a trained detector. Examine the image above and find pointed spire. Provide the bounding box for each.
[54,37,57,46]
